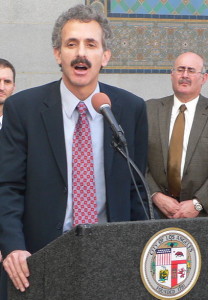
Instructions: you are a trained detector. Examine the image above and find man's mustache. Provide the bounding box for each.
[178,78,191,84]
[71,57,92,68]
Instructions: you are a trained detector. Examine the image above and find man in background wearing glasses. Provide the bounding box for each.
[146,52,208,219]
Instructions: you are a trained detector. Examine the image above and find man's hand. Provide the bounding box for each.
[152,192,180,218]
[3,250,31,292]
[172,200,199,218]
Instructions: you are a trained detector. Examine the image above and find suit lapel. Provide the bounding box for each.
[99,83,122,178]
[158,96,173,171]
[41,81,67,186]
[40,81,123,186]
[183,95,208,173]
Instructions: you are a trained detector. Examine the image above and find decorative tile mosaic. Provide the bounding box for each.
[86,0,208,73]
[108,0,208,17]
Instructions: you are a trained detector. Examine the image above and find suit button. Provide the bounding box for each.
[63,186,67,193]
[56,222,63,230]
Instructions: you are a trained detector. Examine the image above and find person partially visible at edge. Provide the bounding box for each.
[146,52,208,219]
[0,59,15,265]
[0,58,16,129]
[0,4,149,299]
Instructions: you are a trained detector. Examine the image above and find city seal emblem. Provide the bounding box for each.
[140,227,201,299]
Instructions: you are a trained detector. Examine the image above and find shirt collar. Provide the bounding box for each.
[173,95,199,112]
[60,80,100,120]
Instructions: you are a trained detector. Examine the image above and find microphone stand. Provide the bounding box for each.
[111,136,155,220]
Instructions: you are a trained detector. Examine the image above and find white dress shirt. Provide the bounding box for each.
[61,80,107,232]
[0,115,2,129]
[169,95,199,178]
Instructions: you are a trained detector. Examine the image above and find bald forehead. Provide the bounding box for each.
[174,52,204,68]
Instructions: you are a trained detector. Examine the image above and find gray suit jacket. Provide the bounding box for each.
[146,94,208,216]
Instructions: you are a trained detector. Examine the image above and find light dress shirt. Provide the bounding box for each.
[0,115,2,129]
[61,80,107,232]
[169,95,199,179]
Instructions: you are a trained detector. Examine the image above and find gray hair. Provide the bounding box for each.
[52,4,112,51]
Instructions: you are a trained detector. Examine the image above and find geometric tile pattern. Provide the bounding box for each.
[86,0,208,73]
[109,0,208,16]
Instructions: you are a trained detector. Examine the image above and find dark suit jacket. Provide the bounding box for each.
[0,80,148,258]
[146,94,208,216]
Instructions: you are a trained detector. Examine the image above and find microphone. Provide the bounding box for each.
[91,93,127,146]
[92,92,153,219]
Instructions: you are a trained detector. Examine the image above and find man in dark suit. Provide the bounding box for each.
[0,58,15,275]
[146,52,208,219]
[0,4,148,297]
[0,58,16,129]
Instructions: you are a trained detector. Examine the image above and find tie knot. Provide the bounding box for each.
[179,104,187,113]
[77,101,87,115]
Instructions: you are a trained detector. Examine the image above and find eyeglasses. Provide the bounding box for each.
[172,66,205,76]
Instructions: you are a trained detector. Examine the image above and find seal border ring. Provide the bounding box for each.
[140,227,201,300]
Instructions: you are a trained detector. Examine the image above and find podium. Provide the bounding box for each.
[8,218,208,300]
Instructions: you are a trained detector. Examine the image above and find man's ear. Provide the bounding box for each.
[53,48,62,65]
[202,72,208,85]
[101,50,111,68]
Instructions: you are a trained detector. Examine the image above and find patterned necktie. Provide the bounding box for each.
[72,101,98,226]
[167,104,187,197]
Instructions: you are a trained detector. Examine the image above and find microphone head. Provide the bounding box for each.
[91,93,111,113]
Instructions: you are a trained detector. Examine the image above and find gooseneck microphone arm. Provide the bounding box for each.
[99,104,127,147]
[111,138,155,220]
[91,92,155,220]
